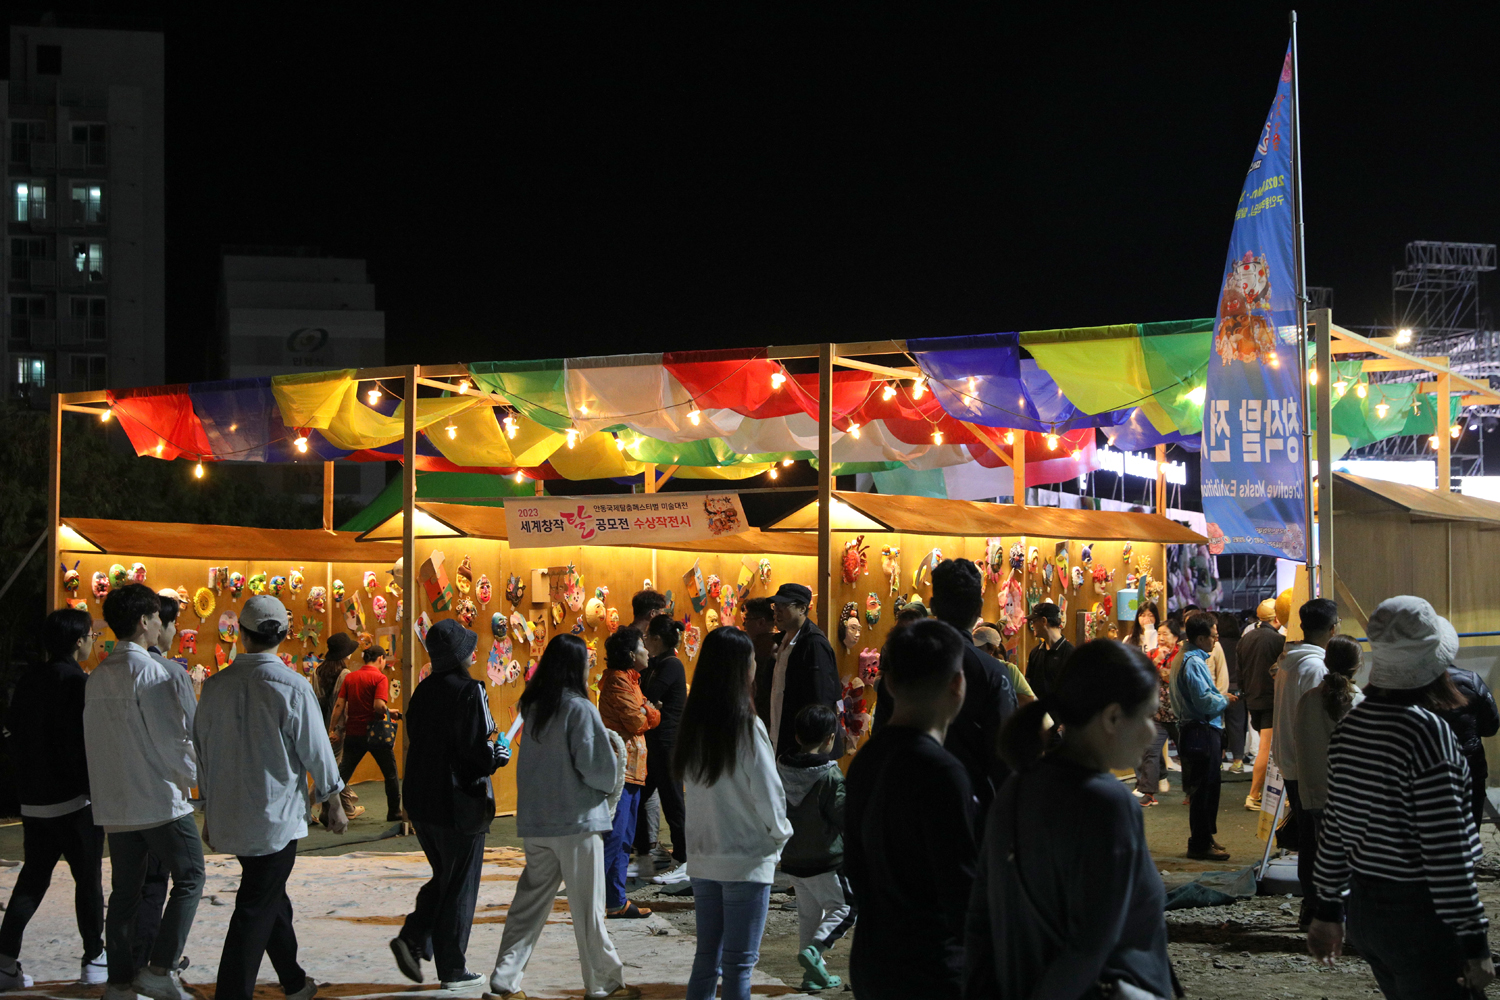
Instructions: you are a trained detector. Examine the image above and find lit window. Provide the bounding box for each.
[12,181,45,222]
[14,183,27,222]
[15,356,47,387]
[72,241,104,281]
[70,183,103,224]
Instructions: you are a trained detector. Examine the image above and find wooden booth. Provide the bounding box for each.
[56,517,404,787]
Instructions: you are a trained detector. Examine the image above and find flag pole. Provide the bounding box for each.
[1288,10,1314,592]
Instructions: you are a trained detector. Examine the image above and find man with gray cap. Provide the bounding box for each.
[1310,595,1494,996]
[194,595,346,1000]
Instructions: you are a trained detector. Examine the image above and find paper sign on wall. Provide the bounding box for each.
[503,493,747,549]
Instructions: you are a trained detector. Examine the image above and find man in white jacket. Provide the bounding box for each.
[83,584,202,1000]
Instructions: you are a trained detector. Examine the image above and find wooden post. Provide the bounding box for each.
[322,461,334,532]
[1154,444,1167,514]
[46,392,62,613]
[1437,372,1452,493]
[1012,432,1026,507]
[643,462,656,494]
[816,343,833,630]
[399,366,418,777]
[1313,307,1333,597]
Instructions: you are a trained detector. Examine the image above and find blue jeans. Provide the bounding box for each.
[687,878,770,1000]
[602,784,641,909]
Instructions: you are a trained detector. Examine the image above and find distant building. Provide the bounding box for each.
[218,249,388,503]
[3,23,165,400]
[218,251,386,379]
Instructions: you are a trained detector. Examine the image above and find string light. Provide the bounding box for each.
[932,429,943,446]
[1375,402,1390,418]
[515,471,525,484]
[686,408,702,426]
[1429,435,1440,450]
[566,428,578,449]
[1184,385,1206,405]
[1070,449,1082,461]
[1333,380,1347,397]
[367,385,382,405]
[1265,353,1280,368]
[1046,433,1059,451]
[502,414,518,439]
[967,377,977,393]
[769,467,779,480]
[154,443,164,457]
[294,435,308,453]
[579,404,590,415]
[1451,423,1463,439]
[1308,368,1318,385]
[456,379,471,393]
[1355,383,1367,398]
[881,384,896,401]
[847,422,861,439]
[99,409,112,422]
[782,456,794,467]
[770,371,786,389]
[445,422,458,440]
[614,435,625,451]
[193,462,204,479]
[1003,431,1015,445]
[912,378,927,400]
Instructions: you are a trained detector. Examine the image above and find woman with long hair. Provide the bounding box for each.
[1310,597,1494,997]
[676,626,792,1000]
[965,639,1174,998]
[598,627,659,918]
[1123,602,1160,652]
[490,635,642,1000]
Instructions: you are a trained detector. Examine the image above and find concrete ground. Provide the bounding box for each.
[1,771,1496,998]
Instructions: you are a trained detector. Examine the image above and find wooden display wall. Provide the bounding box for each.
[410,537,817,814]
[827,531,1165,756]
[57,549,406,788]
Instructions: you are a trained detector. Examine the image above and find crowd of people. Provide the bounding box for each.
[4,565,1500,998]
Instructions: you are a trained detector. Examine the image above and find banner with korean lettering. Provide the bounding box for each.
[1201,44,1306,561]
[503,493,749,549]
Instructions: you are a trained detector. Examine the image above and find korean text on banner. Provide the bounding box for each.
[503,493,749,549]
[1201,44,1307,561]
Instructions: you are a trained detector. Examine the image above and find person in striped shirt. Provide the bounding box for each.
[1309,595,1494,998]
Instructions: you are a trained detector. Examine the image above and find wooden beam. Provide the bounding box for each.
[56,389,108,404]
[1331,325,1500,403]
[960,422,1013,469]
[1360,357,1449,372]
[655,465,680,490]
[1332,568,1370,633]
[322,461,334,532]
[47,392,61,614]
[830,357,920,380]
[1437,372,1451,492]
[59,403,108,415]
[767,340,908,360]
[1154,444,1167,514]
[1012,430,1026,507]
[643,462,656,493]
[414,376,510,405]
[817,343,834,630]
[399,365,418,773]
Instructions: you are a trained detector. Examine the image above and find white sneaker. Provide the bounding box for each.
[0,961,33,991]
[135,967,192,1000]
[286,976,319,1000]
[1131,788,1145,799]
[440,971,486,991]
[652,862,690,885]
[1165,759,1182,772]
[80,949,108,985]
[626,860,639,879]
[650,846,673,866]
[1158,778,1170,794]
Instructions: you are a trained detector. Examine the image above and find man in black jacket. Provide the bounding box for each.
[1439,666,1500,831]
[0,608,104,988]
[391,620,511,990]
[872,559,1018,828]
[769,583,844,758]
[1024,603,1073,704]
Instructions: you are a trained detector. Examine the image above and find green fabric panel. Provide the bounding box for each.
[339,470,531,532]
[1139,320,1214,433]
[871,467,947,499]
[468,360,571,431]
[622,435,749,467]
[815,461,906,474]
[1023,325,1154,415]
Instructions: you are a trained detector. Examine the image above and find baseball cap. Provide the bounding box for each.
[241,595,290,639]
[769,583,813,606]
[1027,602,1062,625]
[972,626,1002,647]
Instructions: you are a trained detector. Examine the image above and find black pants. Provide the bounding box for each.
[1179,724,1222,852]
[132,853,169,970]
[633,740,686,861]
[401,823,486,980]
[1347,875,1470,1000]
[340,734,401,819]
[1222,696,1248,760]
[105,815,205,985]
[0,805,104,961]
[216,840,306,1000]
[1284,780,1318,909]
[1466,755,1488,833]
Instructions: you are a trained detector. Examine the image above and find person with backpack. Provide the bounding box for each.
[776,704,853,994]
[331,645,401,822]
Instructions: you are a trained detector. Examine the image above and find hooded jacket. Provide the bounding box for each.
[776,751,845,877]
[402,619,510,834]
[1271,643,1327,782]
[1438,666,1500,762]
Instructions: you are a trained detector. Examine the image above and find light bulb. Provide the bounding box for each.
[503,415,518,439]
[1333,380,1347,397]
[932,429,943,446]
[367,386,382,405]
[1451,423,1463,439]
[881,384,896,401]
[1308,368,1318,384]
[1185,385,1206,405]
[1158,462,1169,473]
[457,379,470,393]
[1375,402,1389,418]
[771,371,786,389]
[1046,433,1059,451]
[154,442,164,456]
[687,408,702,426]
[1071,449,1082,460]
[1003,431,1015,445]
[99,409,112,422]
[782,456,793,467]
[614,435,625,451]
[848,421,861,439]
[193,462,204,479]
[445,422,457,440]
[1355,383,1367,398]
[1396,328,1413,345]
[294,435,308,453]
[1267,354,1280,368]
[566,428,578,449]
[515,471,525,484]
[912,378,927,400]
[769,467,779,480]
[579,403,589,415]
[1430,435,1440,449]
[967,377,977,393]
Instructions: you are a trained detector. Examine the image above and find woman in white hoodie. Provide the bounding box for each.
[675,626,793,1000]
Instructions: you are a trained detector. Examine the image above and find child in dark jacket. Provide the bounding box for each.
[777,704,855,993]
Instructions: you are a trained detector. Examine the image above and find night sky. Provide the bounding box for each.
[13,5,1500,381]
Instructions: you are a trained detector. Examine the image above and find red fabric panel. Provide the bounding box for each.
[845,379,983,445]
[662,349,783,414]
[740,370,873,421]
[966,428,1096,473]
[107,387,214,461]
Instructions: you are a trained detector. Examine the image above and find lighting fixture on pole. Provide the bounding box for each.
[367,385,382,405]
[1395,328,1414,346]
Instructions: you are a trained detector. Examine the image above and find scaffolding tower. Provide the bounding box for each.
[1393,241,1497,379]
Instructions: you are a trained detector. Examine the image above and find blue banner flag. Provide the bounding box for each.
[1201,45,1306,560]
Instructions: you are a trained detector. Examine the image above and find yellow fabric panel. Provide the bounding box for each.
[430,406,565,468]
[1023,326,1154,415]
[271,370,356,429]
[673,463,775,480]
[320,385,479,451]
[546,432,646,479]
[508,416,569,468]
